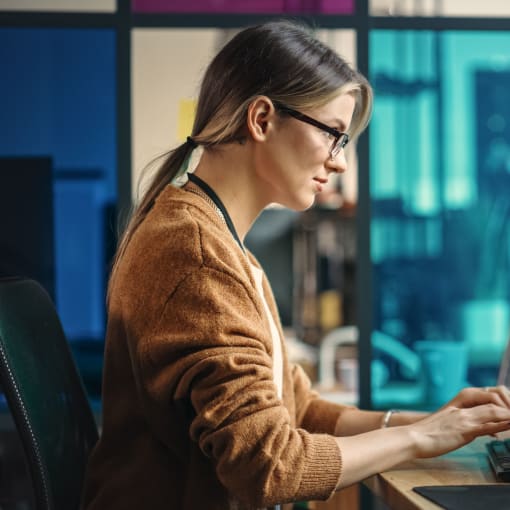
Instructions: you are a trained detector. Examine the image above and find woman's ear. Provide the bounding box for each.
[246,96,276,142]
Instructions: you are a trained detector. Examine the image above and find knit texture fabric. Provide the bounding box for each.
[81,185,353,510]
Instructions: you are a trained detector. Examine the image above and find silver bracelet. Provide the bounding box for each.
[381,409,399,428]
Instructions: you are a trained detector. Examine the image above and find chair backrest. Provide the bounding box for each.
[0,277,99,510]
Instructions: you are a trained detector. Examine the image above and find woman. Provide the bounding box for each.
[81,20,510,510]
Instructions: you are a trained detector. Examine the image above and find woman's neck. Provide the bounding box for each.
[192,146,268,241]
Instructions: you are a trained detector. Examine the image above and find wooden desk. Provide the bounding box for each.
[364,437,500,509]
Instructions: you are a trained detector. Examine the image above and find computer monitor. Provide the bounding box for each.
[0,156,55,298]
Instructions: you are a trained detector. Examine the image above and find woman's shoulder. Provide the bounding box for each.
[118,185,250,290]
[108,187,265,338]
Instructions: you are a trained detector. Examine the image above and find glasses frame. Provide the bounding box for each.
[273,102,349,158]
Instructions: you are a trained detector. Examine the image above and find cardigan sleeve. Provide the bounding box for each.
[291,363,357,435]
[254,254,356,437]
[134,266,342,508]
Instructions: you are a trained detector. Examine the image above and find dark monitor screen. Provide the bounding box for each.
[0,156,55,298]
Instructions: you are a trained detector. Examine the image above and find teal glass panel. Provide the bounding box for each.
[370,31,510,410]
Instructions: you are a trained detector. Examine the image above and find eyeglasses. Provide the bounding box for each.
[274,102,350,159]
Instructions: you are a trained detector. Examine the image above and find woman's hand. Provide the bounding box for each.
[411,402,510,459]
[441,386,510,411]
[335,401,510,489]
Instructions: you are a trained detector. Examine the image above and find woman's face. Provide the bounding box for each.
[254,93,356,211]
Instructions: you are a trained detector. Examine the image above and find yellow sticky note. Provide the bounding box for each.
[177,98,197,142]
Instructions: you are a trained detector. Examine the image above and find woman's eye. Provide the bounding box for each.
[322,130,335,141]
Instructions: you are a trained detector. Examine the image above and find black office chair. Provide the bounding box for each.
[0,277,99,510]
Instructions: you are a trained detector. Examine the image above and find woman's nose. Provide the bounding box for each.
[326,148,348,174]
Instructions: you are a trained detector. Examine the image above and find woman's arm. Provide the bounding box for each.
[335,402,510,489]
[334,408,427,435]
[335,386,510,436]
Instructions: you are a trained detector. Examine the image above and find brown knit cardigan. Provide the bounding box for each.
[81,184,353,510]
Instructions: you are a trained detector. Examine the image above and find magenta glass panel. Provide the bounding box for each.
[132,0,353,14]
[284,0,353,13]
[320,0,353,13]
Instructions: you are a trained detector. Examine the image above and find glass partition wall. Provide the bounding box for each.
[0,26,117,403]
[2,1,510,416]
[370,30,510,409]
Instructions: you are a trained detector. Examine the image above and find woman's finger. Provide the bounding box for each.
[474,418,510,438]
[450,387,510,409]
[468,402,510,424]
[485,385,510,408]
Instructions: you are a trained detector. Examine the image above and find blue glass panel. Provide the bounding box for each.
[0,28,116,349]
[370,31,510,410]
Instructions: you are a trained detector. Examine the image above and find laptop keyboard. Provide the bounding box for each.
[486,439,510,481]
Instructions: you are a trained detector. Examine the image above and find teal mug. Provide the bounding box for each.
[414,340,468,406]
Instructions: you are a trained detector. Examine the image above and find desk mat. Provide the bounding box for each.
[413,485,510,509]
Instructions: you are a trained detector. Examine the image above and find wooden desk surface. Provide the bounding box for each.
[364,436,503,510]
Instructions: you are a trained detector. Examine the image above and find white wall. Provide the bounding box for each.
[371,0,510,16]
[0,0,115,11]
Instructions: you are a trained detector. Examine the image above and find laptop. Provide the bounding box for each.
[497,331,510,387]
[412,334,510,509]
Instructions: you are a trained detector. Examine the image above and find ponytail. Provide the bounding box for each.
[107,141,192,300]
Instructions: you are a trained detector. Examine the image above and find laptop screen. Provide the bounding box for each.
[497,331,510,386]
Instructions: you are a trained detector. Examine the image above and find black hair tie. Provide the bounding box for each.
[186,136,198,148]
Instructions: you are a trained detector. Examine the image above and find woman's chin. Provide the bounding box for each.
[277,191,317,211]
[288,197,314,212]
